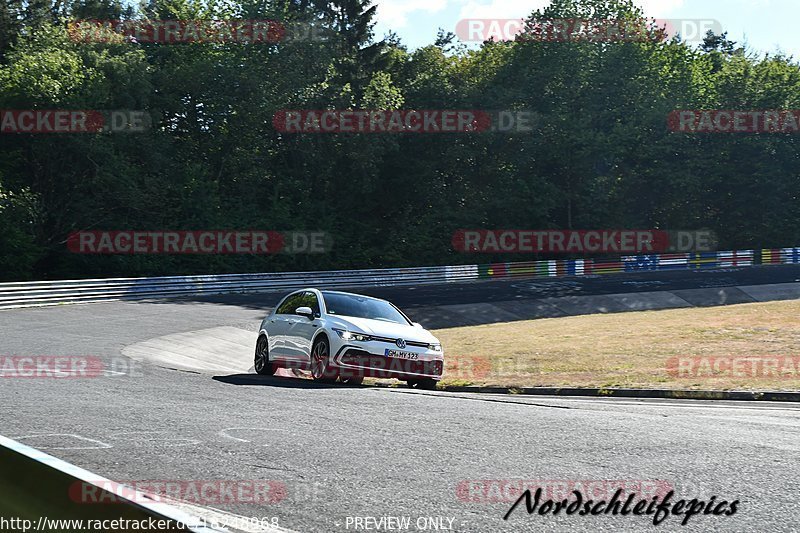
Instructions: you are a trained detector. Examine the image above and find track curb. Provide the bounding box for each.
[374,383,800,402]
[0,434,227,532]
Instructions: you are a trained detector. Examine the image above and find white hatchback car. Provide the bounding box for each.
[255,289,444,389]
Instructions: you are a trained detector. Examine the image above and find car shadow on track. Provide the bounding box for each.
[213,373,356,389]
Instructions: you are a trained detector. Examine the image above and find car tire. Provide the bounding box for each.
[254,335,277,376]
[407,378,438,391]
[340,374,364,386]
[310,337,337,384]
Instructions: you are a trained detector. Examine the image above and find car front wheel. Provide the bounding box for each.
[340,374,364,386]
[310,337,337,384]
[254,335,277,375]
[407,378,438,390]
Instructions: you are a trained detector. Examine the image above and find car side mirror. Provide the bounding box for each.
[413,322,423,328]
[295,306,314,319]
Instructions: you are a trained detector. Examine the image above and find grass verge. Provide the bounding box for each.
[434,300,800,391]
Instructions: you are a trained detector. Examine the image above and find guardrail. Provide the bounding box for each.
[0,248,776,309]
[0,266,463,309]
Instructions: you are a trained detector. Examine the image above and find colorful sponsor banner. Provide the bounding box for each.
[623,254,660,272]
[762,248,800,265]
[586,259,623,275]
[717,250,753,267]
[470,250,756,281]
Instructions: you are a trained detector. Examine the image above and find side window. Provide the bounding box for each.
[276,292,304,315]
[301,291,321,316]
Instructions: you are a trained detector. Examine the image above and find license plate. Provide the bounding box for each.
[385,349,419,360]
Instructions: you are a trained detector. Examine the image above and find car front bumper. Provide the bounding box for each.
[332,345,444,381]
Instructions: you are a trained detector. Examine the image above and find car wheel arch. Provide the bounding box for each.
[254,334,277,376]
[311,331,330,350]
[257,332,272,359]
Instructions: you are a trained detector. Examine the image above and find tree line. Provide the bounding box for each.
[1,0,798,281]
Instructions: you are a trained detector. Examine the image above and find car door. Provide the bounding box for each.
[267,291,305,361]
[284,291,321,362]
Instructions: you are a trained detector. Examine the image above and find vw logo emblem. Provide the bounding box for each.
[396,338,406,349]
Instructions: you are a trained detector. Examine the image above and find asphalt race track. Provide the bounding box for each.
[2,265,800,532]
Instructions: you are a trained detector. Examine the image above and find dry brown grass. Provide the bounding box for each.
[433,300,800,390]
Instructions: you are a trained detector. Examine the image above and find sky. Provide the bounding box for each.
[372,0,799,58]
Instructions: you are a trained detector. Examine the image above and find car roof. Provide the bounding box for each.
[318,289,386,302]
[285,289,387,304]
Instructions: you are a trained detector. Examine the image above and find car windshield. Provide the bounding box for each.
[322,292,410,325]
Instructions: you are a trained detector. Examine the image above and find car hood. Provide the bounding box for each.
[330,316,438,344]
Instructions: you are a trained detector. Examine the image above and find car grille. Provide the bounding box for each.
[369,336,430,348]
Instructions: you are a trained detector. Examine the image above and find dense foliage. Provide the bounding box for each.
[1,0,798,280]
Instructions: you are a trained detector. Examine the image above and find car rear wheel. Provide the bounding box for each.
[254,335,277,375]
[310,337,337,384]
[407,378,438,390]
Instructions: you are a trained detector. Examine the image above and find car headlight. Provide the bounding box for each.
[429,343,442,352]
[333,329,372,342]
